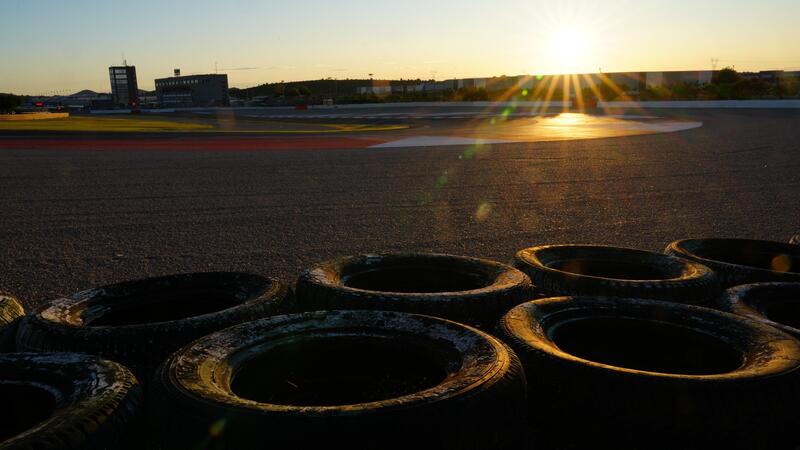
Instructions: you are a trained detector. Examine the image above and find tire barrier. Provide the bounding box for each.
[720,282,800,339]
[666,238,800,287]
[15,272,291,378]
[0,293,24,352]
[0,353,142,449]
[150,310,527,450]
[513,244,720,304]
[496,296,800,449]
[5,244,800,449]
[296,253,537,328]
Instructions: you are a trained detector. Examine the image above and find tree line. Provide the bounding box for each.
[0,93,23,114]
[230,68,799,105]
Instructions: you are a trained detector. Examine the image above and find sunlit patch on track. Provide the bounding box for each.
[371,113,702,148]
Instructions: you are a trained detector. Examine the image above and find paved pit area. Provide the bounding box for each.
[0,109,798,309]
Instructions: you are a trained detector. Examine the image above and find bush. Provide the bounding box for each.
[458,87,489,101]
[579,82,619,102]
[713,67,740,85]
[641,86,671,101]
[0,93,22,114]
[775,77,799,99]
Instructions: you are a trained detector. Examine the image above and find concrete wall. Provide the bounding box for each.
[184,101,573,114]
[90,109,176,114]
[321,101,571,108]
[599,100,800,109]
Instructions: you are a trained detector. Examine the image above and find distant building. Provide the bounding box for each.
[154,73,229,107]
[90,94,115,110]
[109,65,139,107]
[756,70,782,83]
[646,71,713,88]
[485,76,518,92]
[357,80,392,95]
[138,91,159,108]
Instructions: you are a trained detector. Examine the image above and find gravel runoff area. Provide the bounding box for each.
[1,109,798,310]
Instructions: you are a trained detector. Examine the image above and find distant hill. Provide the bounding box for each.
[68,89,99,97]
[63,89,151,98]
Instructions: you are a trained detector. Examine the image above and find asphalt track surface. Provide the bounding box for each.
[1,109,799,309]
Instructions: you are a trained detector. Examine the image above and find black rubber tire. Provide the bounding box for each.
[512,244,720,304]
[0,294,24,352]
[790,234,799,245]
[296,253,538,328]
[0,352,142,450]
[496,296,800,449]
[15,272,291,378]
[666,238,800,288]
[151,310,528,450]
[720,282,800,339]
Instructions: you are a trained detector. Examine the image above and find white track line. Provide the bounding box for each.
[370,136,514,148]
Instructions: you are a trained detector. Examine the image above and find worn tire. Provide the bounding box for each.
[666,238,800,287]
[513,244,720,304]
[0,294,24,352]
[151,310,528,450]
[496,296,800,449]
[16,272,290,378]
[296,253,537,328]
[720,282,800,339]
[0,352,142,450]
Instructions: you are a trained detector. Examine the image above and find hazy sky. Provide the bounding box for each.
[1,0,798,94]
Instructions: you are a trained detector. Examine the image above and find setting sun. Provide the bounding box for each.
[549,28,589,73]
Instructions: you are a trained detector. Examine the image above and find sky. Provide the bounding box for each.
[1,0,798,94]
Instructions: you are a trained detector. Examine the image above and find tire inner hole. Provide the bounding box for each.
[550,317,743,375]
[695,245,800,273]
[86,281,267,327]
[231,335,451,406]
[343,265,490,293]
[548,259,678,280]
[0,383,56,442]
[761,299,800,330]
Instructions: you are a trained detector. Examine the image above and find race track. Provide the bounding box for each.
[1,108,798,309]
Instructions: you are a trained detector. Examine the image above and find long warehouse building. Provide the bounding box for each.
[155,73,229,107]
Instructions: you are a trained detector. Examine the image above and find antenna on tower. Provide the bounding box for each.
[711,58,719,71]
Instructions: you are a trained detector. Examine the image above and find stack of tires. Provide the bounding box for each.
[2,236,800,449]
[2,293,142,450]
[1,272,293,449]
[153,254,536,449]
[499,238,800,449]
